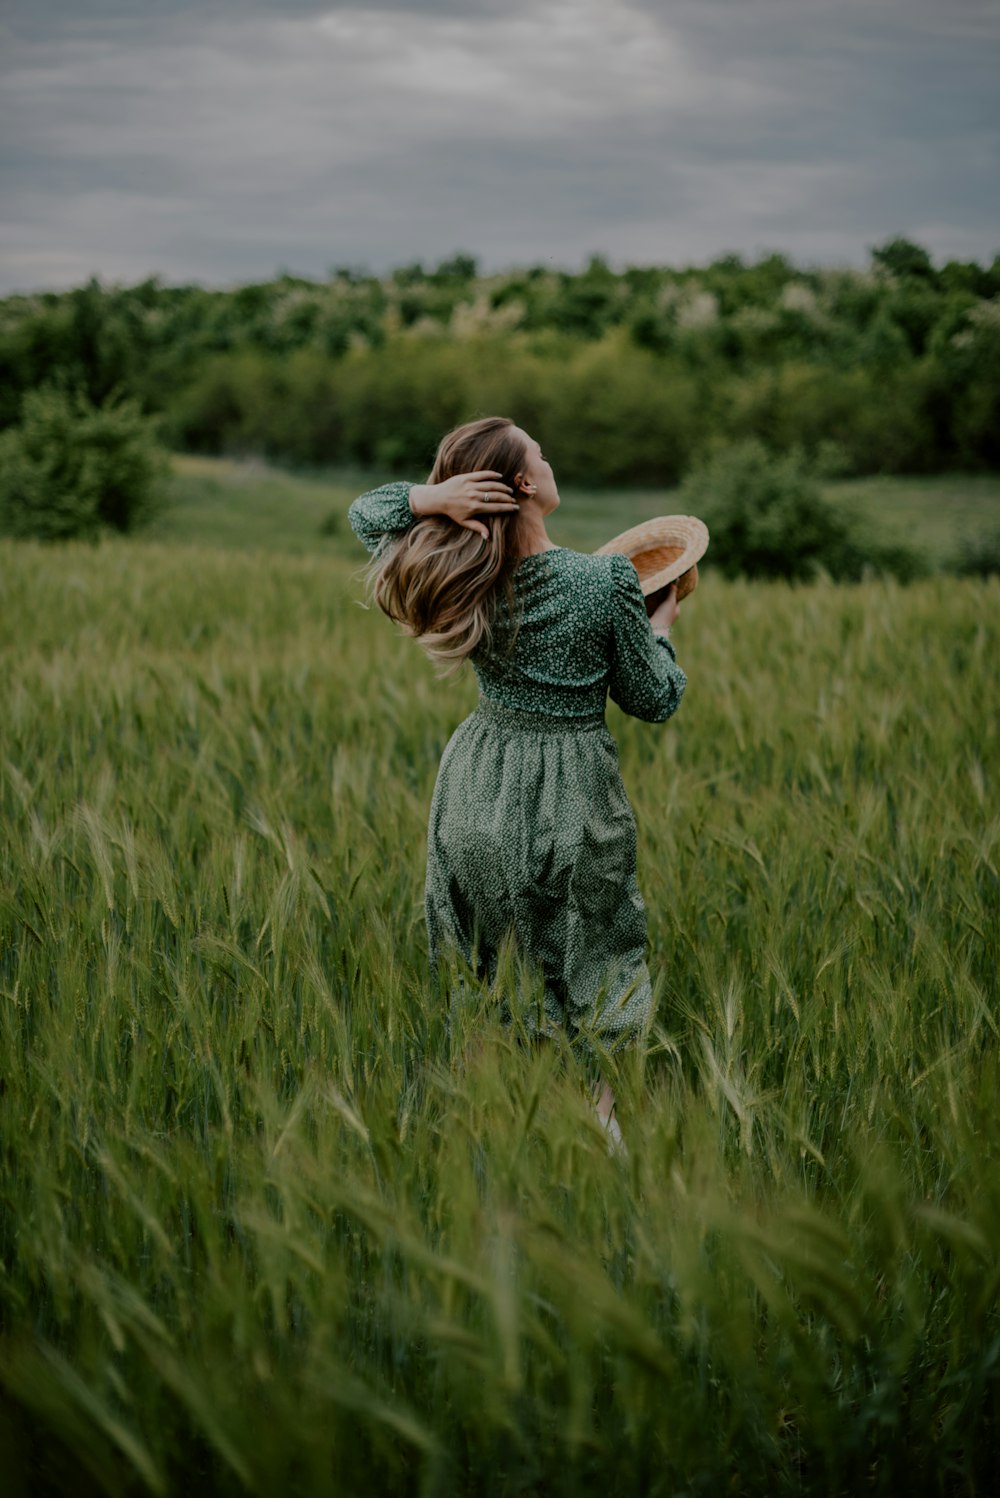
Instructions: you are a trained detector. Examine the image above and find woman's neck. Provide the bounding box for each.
[516,508,557,557]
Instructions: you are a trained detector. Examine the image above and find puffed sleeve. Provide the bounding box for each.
[606,553,687,723]
[347,481,417,556]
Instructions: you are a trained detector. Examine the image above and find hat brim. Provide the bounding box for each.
[596,515,710,601]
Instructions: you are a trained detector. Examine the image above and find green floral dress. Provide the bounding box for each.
[348,482,687,1058]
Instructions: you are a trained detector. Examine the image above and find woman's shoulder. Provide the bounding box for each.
[517,548,627,626]
[548,547,640,597]
[523,546,621,581]
[520,547,621,596]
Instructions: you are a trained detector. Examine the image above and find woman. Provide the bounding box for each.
[348,417,686,1147]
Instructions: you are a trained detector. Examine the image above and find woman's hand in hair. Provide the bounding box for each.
[409,471,518,540]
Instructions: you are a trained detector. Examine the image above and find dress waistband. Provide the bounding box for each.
[473,696,607,734]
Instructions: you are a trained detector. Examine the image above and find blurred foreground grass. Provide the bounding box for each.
[153,454,1000,558]
[0,533,998,1495]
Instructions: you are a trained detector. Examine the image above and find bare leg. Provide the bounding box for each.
[593,1077,616,1126]
[592,1076,626,1156]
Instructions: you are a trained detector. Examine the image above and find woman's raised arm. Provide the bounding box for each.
[606,553,687,723]
[347,481,418,556]
[349,472,518,554]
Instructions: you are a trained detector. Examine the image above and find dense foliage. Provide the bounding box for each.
[679,441,926,582]
[1,238,998,485]
[0,386,165,540]
[954,525,1000,578]
[1,537,997,1494]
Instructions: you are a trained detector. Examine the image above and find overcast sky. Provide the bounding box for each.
[1,0,998,294]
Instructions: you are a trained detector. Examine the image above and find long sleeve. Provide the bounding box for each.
[606,553,687,723]
[347,481,417,556]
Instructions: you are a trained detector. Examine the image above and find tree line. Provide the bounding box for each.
[1,238,998,486]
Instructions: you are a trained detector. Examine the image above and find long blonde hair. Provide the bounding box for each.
[369,416,529,670]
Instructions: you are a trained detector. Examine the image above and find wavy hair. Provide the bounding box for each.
[368,416,529,671]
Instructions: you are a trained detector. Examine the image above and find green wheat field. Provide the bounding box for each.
[1,462,999,1495]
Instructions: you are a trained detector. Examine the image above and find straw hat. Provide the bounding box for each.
[595,514,709,603]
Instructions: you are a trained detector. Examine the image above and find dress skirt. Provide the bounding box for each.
[425,696,654,1057]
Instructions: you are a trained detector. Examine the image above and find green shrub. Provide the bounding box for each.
[679,440,924,582]
[0,385,166,540]
[952,526,1000,577]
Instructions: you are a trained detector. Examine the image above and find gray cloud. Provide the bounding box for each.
[1,0,997,293]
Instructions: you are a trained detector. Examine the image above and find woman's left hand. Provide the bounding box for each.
[648,583,680,636]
